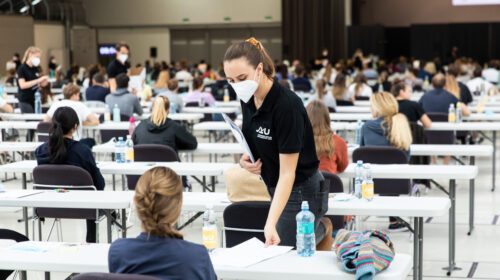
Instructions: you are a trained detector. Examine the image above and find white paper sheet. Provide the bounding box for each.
[221,113,255,163]
[211,237,293,268]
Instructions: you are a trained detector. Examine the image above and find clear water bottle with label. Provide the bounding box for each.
[355,120,363,145]
[202,204,217,252]
[448,104,456,123]
[296,201,315,257]
[362,164,374,201]
[115,137,126,163]
[113,104,120,122]
[354,160,363,198]
[34,90,42,114]
[125,135,134,163]
[456,102,463,123]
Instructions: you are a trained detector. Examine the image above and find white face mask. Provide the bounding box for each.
[229,68,261,103]
[118,54,128,63]
[31,57,40,67]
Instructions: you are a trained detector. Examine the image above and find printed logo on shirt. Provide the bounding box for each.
[256,126,272,140]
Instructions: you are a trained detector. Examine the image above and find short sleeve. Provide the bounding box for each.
[275,105,304,154]
[414,102,425,120]
[17,65,27,80]
[46,103,57,118]
[107,63,116,79]
[81,104,92,121]
[0,98,7,108]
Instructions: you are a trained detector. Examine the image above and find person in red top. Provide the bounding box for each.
[306,100,349,174]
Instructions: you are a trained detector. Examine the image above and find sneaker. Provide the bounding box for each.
[388,222,409,232]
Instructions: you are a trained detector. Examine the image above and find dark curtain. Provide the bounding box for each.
[385,27,410,61]
[347,25,385,58]
[492,23,500,61]
[282,0,346,63]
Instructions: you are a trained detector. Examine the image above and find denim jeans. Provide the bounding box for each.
[269,170,329,247]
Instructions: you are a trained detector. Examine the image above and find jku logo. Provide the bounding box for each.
[256,126,272,140]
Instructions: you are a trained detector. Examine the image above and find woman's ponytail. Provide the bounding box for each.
[151,96,169,126]
[48,107,80,163]
[388,113,412,151]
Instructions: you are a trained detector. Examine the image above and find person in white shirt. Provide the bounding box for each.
[0,98,14,114]
[346,72,373,100]
[44,84,99,141]
[307,79,336,110]
[468,67,497,95]
[174,60,193,82]
[482,60,499,84]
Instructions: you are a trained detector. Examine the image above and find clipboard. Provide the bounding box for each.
[221,113,255,163]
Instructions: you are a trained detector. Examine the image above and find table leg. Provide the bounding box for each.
[211,176,216,192]
[106,210,112,243]
[418,217,423,280]
[493,131,496,192]
[443,179,461,275]
[121,208,127,238]
[413,217,419,280]
[468,156,475,236]
[202,176,207,192]
[22,173,29,237]
[121,175,126,191]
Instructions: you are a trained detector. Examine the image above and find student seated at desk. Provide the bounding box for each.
[391,81,432,128]
[361,92,412,232]
[184,77,216,106]
[132,96,197,152]
[108,167,217,280]
[35,107,105,243]
[155,76,184,113]
[306,100,348,175]
[307,79,336,111]
[85,73,110,102]
[105,73,143,118]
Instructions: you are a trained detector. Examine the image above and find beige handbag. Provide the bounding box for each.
[225,165,270,202]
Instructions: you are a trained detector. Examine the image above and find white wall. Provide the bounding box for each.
[97,27,171,66]
[0,15,34,76]
[83,0,281,26]
[33,23,68,74]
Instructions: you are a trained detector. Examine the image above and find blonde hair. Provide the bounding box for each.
[22,46,41,64]
[134,167,183,239]
[155,70,170,89]
[315,79,327,100]
[444,74,460,100]
[306,100,335,158]
[370,92,412,151]
[150,96,170,126]
[62,84,80,99]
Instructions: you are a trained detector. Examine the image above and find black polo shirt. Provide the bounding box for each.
[107,59,130,79]
[17,63,40,105]
[241,81,319,189]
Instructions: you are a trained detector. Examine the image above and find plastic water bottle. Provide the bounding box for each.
[115,137,126,163]
[448,104,456,123]
[34,90,42,114]
[113,104,120,122]
[170,101,177,115]
[354,160,363,198]
[202,205,217,252]
[456,102,463,123]
[362,164,374,201]
[104,104,111,121]
[223,88,230,102]
[355,120,363,145]
[296,201,315,257]
[128,117,136,135]
[125,135,134,163]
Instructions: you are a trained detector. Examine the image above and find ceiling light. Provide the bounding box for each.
[31,0,42,5]
[19,5,29,13]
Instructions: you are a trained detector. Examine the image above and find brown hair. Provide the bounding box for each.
[40,82,54,104]
[155,70,170,89]
[315,79,327,100]
[167,78,179,91]
[306,100,335,158]
[62,84,80,99]
[223,37,275,80]
[134,167,183,239]
[391,81,407,98]
[192,77,203,90]
[115,41,130,52]
[150,96,170,126]
[354,73,367,96]
[332,74,347,100]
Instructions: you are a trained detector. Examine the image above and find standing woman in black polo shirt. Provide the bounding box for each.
[17,46,49,113]
[107,42,131,93]
[224,38,333,250]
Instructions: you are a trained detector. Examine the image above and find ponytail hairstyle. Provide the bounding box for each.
[223,37,275,80]
[150,96,170,126]
[354,73,367,96]
[315,79,327,100]
[332,73,347,100]
[306,100,335,158]
[134,167,183,239]
[49,107,79,164]
[444,74,460,100]
[370,92,412,151]
[22,46,41,64]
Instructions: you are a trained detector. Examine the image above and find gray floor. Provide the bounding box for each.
[0,131,499,279]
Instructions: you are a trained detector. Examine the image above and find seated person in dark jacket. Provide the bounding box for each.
[108,167,217,280]
[211,69,237,101]
[34,106,105,243]
[292,64,312,92]
[132,96,198,152]
[391,81,432,128]
[85,73,110,102]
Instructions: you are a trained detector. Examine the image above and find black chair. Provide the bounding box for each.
[126,144,179,190]
[33,165,106,242]
[37,122,51,142]
[328,107,336,113]
[424,113,455,144]
[223,201,270,248]
[409,122,430,188]
[73,273,161,280]
[185,102,213,122]
[354,96,370,101]
[321,171,345,231]
[0,229,29,280]
[336,99,354,106]
[352,146,410,195]
[98,114,130,143]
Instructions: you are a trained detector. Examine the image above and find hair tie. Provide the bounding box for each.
[246,37,262,50]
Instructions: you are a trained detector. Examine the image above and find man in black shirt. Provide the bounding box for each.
[107,42,130,92]
[392,81,432,128]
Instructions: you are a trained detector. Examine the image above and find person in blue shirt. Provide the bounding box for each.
[418,73,471,115]
[292,64,312,92]
[85,73,110,102]
[35,106,105,243]
[360,92,413,232]
[108,167,217,280]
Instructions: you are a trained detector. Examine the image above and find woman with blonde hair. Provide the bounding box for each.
[17,46,49,113]
[155,70,170,89]
[306,100,348,174]
[108,167,217,279]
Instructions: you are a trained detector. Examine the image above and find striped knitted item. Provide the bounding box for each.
[334,229,395,280]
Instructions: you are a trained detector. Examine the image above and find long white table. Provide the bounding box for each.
[182,107,239,114]
[215,101,241,108]
[0,241,412,280]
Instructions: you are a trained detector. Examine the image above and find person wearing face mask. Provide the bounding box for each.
[107,41,131,93]
[17,46,49,113]
[224,38,333,250]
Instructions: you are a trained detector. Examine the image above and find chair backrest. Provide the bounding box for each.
[126,144,179,190]
[354,96,370,101]
[223,201,270,248]
[33,164,97,219]
[320,171,345,231]
[352,146,410,195]
[336,100,354,106]
[73,273,161,280]
[292,84,310,92]
[98,114,130,143]
[424,113,454,144]
[185,102,213,122]
[37,122,51,142]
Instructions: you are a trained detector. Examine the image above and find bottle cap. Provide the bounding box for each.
[356,160,363,165]
[129,117,135,123]
[301,201,309,209]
